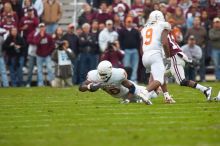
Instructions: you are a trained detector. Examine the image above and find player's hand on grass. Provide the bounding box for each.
[87,83,102,92]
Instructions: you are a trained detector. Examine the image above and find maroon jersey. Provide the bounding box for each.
[167,33,182,57]
[0,20,17,31]
[131,5,145,14]
[19,16,39,38]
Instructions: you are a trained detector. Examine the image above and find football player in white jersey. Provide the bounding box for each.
[79,60,156,105]
[141,10,175,104]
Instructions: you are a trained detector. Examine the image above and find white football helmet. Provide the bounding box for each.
[97,60,112,81]
[148,10,165,22]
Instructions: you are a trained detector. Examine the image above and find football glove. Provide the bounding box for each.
[87,83,101,92]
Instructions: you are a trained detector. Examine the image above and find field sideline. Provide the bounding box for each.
[0,83,220,146]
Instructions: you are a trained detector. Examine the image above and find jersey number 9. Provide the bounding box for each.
[145,28,153,45]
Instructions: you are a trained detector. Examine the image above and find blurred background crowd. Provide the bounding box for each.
[0,0,220,87]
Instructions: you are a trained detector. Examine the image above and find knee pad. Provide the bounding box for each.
[180,79,189,86]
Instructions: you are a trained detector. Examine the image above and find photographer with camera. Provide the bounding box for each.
[101,41,124,68]
[181,35,202,81]
[51,40,75,87]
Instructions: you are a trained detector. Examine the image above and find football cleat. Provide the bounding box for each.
[137,90,152,105]
[204,87,212,101]
[213,91,220,101]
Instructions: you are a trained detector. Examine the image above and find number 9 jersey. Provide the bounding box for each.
[141,21,171,55]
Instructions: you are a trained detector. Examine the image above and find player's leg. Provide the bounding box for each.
[151,69,175,103]
[160,81,176,103]
[141,53,164,104]
[171,55,212,100]
[148,56,165,92]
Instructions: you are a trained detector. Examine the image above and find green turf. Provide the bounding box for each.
[0,83,220,146]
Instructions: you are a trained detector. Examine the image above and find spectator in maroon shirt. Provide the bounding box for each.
[1,2,18,25]
[131,0,144,18]
[19,7,39,39]
[0,13,17,31]
[101,41,124,68]
[95,2,113,24]
[167,0,178,14]
[33,23,55,86]
[206,0,219,20]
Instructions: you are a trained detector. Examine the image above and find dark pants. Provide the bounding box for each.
[8,56,24,87]
[185,65,196,81]
[78,53,99,83]
[72,57,80,85]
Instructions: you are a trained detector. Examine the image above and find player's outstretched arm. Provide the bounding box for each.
[79,80,101,92]
[122,79,136,99]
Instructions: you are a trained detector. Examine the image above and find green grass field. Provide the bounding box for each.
[0,83,220,146]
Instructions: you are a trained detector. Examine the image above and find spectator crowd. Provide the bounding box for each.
[0,0,220,88]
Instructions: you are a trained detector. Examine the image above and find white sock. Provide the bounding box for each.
[149,91,158,99]
[163,92,170,98]
[195,84,207,92]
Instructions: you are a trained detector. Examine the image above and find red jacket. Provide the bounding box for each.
[101,49,124,68]
[0,20,17,31]
[19,16,39,38]
[34,33,55,57]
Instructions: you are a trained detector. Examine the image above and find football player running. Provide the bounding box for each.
[79,60,157,105]
[141,10,175,104]
[165,33,213,101]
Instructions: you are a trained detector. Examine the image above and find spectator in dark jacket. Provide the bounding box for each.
[3,27,26,87]
[62,23,80,84]
[119,17,140,82]
[78,23,99,83]
[33,23,55,86]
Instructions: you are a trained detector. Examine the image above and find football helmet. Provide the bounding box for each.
[97,60,112,81]
[148,10,165,22]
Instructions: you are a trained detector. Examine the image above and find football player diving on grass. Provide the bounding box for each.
[79,60,157,105]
